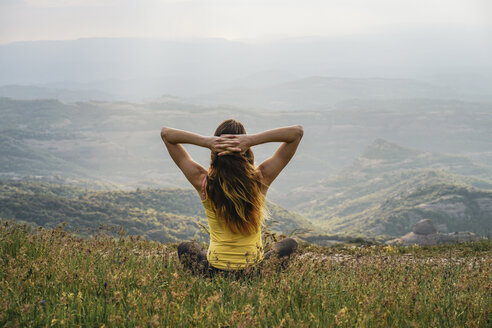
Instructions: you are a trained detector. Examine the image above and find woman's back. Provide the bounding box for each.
[201,178,264,270]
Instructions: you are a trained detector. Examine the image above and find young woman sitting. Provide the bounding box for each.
[160,119,303,276]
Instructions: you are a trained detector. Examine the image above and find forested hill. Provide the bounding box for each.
[280,140,492,239]
[0,179,317,243]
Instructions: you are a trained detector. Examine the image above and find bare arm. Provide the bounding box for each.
[160,127,211,148]
[160,127,241,192]
[218,125,304,187]
[248,125,304,148]
[253,125,303,187]
[160,127,208,192]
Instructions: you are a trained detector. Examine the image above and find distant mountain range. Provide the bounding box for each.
[1,34,491,102]
[192,76,464,110]
[1,75,489,110]
[0,84,118,102]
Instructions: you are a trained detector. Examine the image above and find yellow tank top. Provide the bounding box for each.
[201,177,264,270]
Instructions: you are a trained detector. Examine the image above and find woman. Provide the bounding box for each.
[160,119,303,276]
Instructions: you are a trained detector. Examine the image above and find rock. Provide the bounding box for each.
[385,219,485,246]
[386,231,483,246]
[412,219,437,235]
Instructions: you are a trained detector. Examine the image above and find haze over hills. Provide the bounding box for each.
[1,96,492,198]
[192,76,464,111]
[0,84,118,102]
[1,95,491,239]
[0,75,479,110]
[1,30,491,241]
[1,30,491,101]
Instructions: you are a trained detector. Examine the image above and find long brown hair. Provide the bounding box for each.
[206,119,267,235]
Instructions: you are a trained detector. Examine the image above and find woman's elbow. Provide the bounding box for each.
[296,125,304,139]
[160,127,168,140]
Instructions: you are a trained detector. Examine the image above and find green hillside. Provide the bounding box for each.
[309,170,492,238]
[283,139,492,208]
[281,140,492,239]
[0,180,317,243]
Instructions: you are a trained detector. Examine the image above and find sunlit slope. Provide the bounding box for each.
[311,170,491,237]
[283,139,492,238]
[0,180,317,242]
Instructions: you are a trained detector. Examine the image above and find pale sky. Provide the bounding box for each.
[0,0,491,44]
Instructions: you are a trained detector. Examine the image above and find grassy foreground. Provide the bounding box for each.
[0,221,490,327]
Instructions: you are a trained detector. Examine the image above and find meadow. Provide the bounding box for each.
[1,221,490,327]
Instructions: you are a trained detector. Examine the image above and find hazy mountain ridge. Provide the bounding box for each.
[1,97,492,198]
[193,76,464,110]
[1,34,491,100]
[1,75,484,111]
[0,85,118,102]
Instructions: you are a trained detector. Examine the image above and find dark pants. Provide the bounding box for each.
[177,238,299,277]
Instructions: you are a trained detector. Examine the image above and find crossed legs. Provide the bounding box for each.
[177,241,210,275]
[177,238,299,276]
[263,237,299,259]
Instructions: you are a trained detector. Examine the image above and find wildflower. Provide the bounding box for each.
[40,300,46,306]
[335,306,348,326]
[104,281,107,288]
[384,245,397,254]
[150,314,160,327]
[206,293,222,305]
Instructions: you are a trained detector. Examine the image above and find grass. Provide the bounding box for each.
[0,220,491,327]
